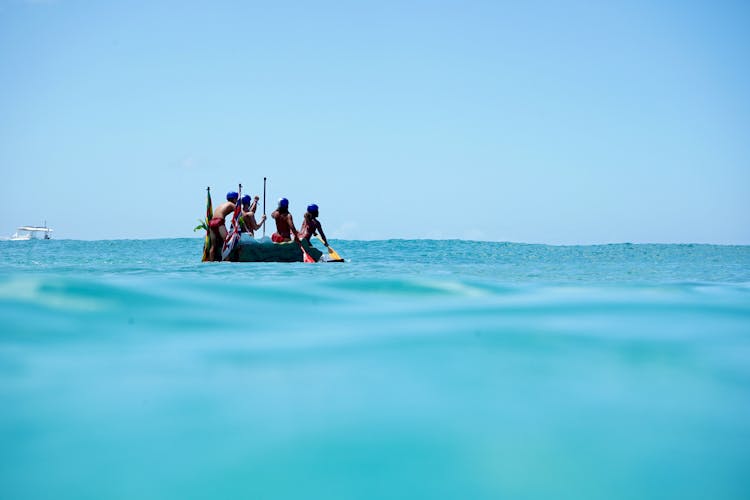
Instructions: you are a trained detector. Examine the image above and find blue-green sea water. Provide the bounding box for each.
[1,239,749,499]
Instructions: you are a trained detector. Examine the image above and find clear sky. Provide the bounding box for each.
[1,0,748,243]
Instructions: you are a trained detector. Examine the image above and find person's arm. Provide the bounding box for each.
[248,212,266,231]
[316,220,328,246]
[249,196,259,214]
[258,214,266,228]
[288,214,299,240]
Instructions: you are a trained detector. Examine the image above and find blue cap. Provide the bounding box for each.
[241,194,252,206]
[278,197,289,208]
[307,204,319,213]
[226,191,239,201]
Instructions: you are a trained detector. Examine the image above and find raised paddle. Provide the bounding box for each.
[262,177,266,238]
[316,234,344,262]
[221,184,242,261]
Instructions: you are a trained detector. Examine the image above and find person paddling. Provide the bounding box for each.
[271,197,298,243]
[298,203,328,247]
[208,191,238,261]
[240,194,266,236]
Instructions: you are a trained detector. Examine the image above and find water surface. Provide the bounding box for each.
[1,239,749,499]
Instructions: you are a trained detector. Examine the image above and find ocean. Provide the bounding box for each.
[1,239,749,499]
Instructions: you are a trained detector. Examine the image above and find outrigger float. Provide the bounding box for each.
[197,185,344,263]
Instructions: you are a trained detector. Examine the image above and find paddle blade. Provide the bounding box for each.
[296,239,316,263]
[221,232,240,261]
[302,249,315,263]
[326,246,343,261]
[316,235,343,262]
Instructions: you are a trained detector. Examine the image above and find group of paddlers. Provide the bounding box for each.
[205,189,329,262]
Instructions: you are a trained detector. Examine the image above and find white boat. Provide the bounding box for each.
[9,225,53,241]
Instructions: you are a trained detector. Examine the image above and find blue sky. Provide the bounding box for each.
[1,0,748,243]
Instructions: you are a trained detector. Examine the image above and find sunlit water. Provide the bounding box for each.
[1,239,749,499]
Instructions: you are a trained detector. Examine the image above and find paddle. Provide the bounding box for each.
[316,234,344,262]
[221,183,242,261]
[262,177,267,238]
[297,238,316,263]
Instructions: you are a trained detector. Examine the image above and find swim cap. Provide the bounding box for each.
[278,198,289,208]
[241,194,252,206]
[226,191,239,201]
[307,204,319,214]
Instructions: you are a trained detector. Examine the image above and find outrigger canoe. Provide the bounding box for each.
[199,186,343,263]
[223,234,341,263]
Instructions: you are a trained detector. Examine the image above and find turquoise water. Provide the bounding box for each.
[1,239,749,499]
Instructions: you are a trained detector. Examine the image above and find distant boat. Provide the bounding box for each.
[9,225,53,241]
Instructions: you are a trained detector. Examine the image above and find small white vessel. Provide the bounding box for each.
[10,225,53,241]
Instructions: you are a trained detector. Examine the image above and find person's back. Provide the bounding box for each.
[271,198,297,243]
[298,203,328,246]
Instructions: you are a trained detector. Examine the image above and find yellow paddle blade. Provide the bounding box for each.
[327,246,343,261]
[317,235,343,261]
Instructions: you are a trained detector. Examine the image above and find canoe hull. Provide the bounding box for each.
[228,235,324,263]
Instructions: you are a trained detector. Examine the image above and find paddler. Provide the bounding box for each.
[271,197,299,243]
[298,203,329,247]
[240,194,266,236]
[208,191,238,261]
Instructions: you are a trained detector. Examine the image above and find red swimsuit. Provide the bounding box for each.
[209,217,224,236]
